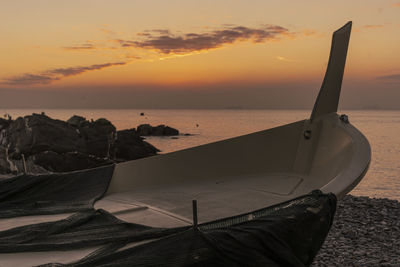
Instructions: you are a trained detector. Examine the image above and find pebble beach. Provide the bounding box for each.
[312,195,400,266]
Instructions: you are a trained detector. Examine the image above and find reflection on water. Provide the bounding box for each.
[2,109,400,200]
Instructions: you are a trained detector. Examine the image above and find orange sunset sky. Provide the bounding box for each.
[0,0,399,109]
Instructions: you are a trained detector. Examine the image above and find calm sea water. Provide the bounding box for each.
[2,109,400,200]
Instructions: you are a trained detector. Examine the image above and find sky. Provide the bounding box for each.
[0,0,399,109]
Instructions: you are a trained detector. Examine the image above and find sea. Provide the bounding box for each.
[2,109,400,201]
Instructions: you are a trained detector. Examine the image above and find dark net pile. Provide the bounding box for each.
[0,180,336,267]
[0,208,186,253]
[0,165,114,218]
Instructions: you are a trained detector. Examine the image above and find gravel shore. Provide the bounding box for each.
[312,195,400,266]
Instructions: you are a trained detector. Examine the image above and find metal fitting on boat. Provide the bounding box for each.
[304,130,312,140]
[340,114,349,123]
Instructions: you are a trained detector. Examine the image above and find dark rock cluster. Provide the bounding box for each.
[312,195,400,266]
[136,124,179,136]
[0,114,159,175]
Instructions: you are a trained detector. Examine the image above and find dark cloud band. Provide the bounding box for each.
[377,74,400,81]
[3,62,126,85]
[64,44,96,50]
[116,25,289,54]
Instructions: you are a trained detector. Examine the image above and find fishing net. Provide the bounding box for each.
[0,208,185,253]
[0,188,336,267]
[0,165,114,218]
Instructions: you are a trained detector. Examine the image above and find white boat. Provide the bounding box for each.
[0,21,371,266]
[99,21,370,224]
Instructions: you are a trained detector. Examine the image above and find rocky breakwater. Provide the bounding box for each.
[0,114,158,175]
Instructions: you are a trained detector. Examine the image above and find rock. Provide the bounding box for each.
[136,124,179,136]
[136,124,152,136]
[78,118,116,158]
[0,118,12,130]
[152,125,165,136]
[163,126,179,136]
[6,114,85,159]
[67,115,88,127]
[115,129,159,161]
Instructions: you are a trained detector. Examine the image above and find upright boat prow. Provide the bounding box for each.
[311,21,352,121]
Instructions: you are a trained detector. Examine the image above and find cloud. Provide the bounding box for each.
[302,29,317,36]
[125,54,142,59]
[2,62,127,85]
[99,28,116,35]
[136,32,151,37]
[48,62,126,77]
[146,29,171,35]
[3,74,57,85]
[115,25,290,54]
[275,56,294,62]
[64,43,96,50]
[301,29,325,38]
[377,73,400,82]
[363,24,384,29]
[354,24,385,33]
